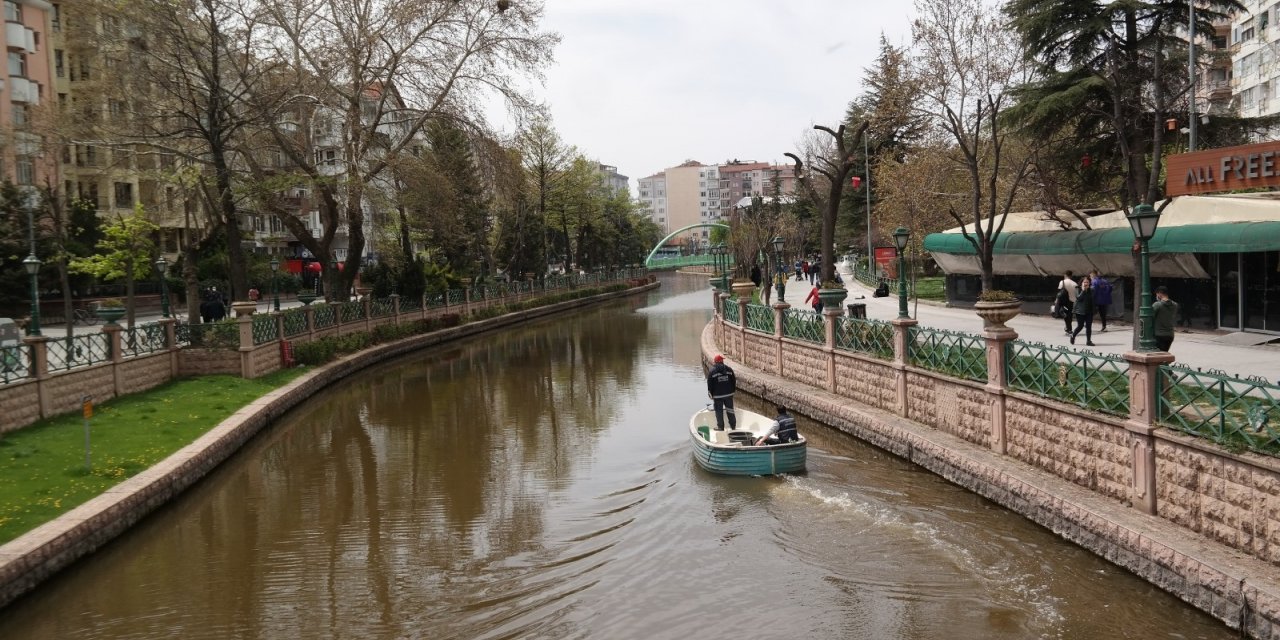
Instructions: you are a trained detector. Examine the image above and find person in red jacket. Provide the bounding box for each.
[805,285,823,313]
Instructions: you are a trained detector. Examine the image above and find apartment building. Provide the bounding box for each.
[3,0,56,196]
[597,163,628,195]
[1231,1,1280,118]
[638,159,798,249]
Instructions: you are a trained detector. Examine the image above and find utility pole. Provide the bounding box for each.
[1188,2,1198,152]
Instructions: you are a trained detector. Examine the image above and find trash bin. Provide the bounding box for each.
[846,303,867,319]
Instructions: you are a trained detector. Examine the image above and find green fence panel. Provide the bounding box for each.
[0,343,29,382]
[782,308,825,344]
[251,315,278,345]
[339,301,364,323]
[745,304,773,333]
[1005,340,1129,416]
[47,333,112,369]
[835,317,894,360]
[313,305,336,329]
[1160,365,1280,456]
[399,296,421,313]
[122,322,169,356]
[723,300,739,326]
[447,289,466,305]
[282,310,308,337]
[175,321,239,349]
[371,298,395,318]
[909,326,987,383]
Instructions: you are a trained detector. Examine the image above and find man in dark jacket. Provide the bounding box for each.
[755,406,800,446]
[706,354,737,430]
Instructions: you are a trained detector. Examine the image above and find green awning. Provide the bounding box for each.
[923,221,1280,256]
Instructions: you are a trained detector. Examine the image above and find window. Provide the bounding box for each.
[114,182,133,208]
[54,49,63,77]
[51,3,59,30]
[8,51,24,77]
[15,156,33,185]
[109,99,125,116]
[4,1,19,22]
[12,103,25,126]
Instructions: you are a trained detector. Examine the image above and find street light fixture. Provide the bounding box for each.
[22,254,41,336]
[893,226,910,319]
[1126,203,1163,351]
[154,256,170,319]
[269,257,281,312]
[715,243,728,292]
[771,235,786,303]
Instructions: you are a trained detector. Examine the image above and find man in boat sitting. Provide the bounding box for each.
[754,406,799,446]
[706,354,737,431]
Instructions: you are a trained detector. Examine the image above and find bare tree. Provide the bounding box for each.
[785,120,869,286]
[909,0,1037,292]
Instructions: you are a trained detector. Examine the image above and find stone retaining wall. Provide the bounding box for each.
[707,295,1280,638]
[0,281,659,609]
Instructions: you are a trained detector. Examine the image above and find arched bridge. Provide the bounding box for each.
[644,223,731,269]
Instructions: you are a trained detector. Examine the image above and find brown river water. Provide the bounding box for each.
[0,273,1233,639]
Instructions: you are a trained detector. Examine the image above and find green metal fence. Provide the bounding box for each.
[745,304,773,333]
[251,315,278,345]
[175,321,240,349]
[0,343,28,382]
[1005,340,1129,416]
[782,308,825,344]
[399,295,421,313]
[339,300,364,323]
[122,323,169,356]
[371,298,395,317]
[47,333,112,369]
[313,305,337,329]
[723,300,740,325]
[835,317,895,360]
[1159,365,1280,456]
[282,309,308,337]
[908,326,987,382]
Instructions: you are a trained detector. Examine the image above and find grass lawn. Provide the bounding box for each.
[0,368,307,545]
[912,276,946,301]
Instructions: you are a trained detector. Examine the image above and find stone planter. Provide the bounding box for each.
[974,299,1022,328]
[297,292,318,306]
[817,287,849,311]
[730,281,756,302]
[96,307,126,326]
[231,301,258,317]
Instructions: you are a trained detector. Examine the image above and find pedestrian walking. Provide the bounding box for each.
[1056,271,1078,335]
[1070,278,1096,346]
[1153,286,1179,352]
[750,264,762,288]
[1089,270,1113,331]
[706,354,737,430]
[805,284,823,314]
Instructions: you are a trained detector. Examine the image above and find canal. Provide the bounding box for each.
[0,273,1232,639]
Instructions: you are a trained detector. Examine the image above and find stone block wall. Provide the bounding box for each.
[833,354,895,413]
[906,371,991,448]
[780,340,826,390]
[44,367,117,416]
[0,381,39,434]
[1156,434,1280,563]
[744,332,777,375]
[117,354,173,395]
[178,348,240,377]
[1004,395,1132,503]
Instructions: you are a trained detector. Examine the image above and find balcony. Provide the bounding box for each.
[5,22,33,53]
[9,76,38,104]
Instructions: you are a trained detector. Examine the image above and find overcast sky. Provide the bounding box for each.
[528,0,917,189]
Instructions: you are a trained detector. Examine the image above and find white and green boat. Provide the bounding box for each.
[688,407,806,476]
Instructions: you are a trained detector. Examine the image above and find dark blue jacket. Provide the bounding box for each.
[706,362,736,398]
[1091,277,1113,305]
[774,413,798,442]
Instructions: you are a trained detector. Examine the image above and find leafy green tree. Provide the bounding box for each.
[69,205,159,326]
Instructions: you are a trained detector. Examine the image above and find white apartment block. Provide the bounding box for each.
[637,172,667,232]
[1232,1,1280,119]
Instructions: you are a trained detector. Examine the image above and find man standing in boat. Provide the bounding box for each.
[755,406,800,446]
[706,354,737,431]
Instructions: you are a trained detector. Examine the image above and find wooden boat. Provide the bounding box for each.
[688,407,806,476]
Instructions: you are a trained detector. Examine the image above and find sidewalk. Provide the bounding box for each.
[42,300,305,336]
[833,264,1280,383]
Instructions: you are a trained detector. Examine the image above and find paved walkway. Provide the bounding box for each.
[826,264,1280,383]
[37,300,306,337]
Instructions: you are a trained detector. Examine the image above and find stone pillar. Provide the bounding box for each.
[390,294,401,325]
[772,302,789,377]
[237,314,254,379]
[103,324,125,396]
[983,326,1017,454]
[361,295,373,332]
[23,335,50,419]
[1123,350,1176,515]
[824,308,842,392]
[304,306,316,339]
[891,317,918,417]
[160,317,179,378]
[464,289,472,316]
[736,297,748,365]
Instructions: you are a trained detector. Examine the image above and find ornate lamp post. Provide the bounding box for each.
[771,235,786,303]
[154,256,170,318]
[269,257,281,312]
[329,257,339,300]
[1126,204,1163,351]
[716,243,729,291]
[22,254,41,336]
[893,226,910,319]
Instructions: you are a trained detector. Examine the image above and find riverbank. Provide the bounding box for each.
[700,322,1280,639]
[0,280,659,609]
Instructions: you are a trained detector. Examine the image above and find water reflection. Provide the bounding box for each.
[0,273,1235,639]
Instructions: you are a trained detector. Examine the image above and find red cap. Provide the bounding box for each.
[714,355,724,363]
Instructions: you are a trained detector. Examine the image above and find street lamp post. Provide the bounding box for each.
[893,227,910,319]
[716,243,728,292]
[154,256,170,318]
[1126,204,1163,351]
[269,257,281,312]
[22,254,41,336]
[771,236,786,303]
